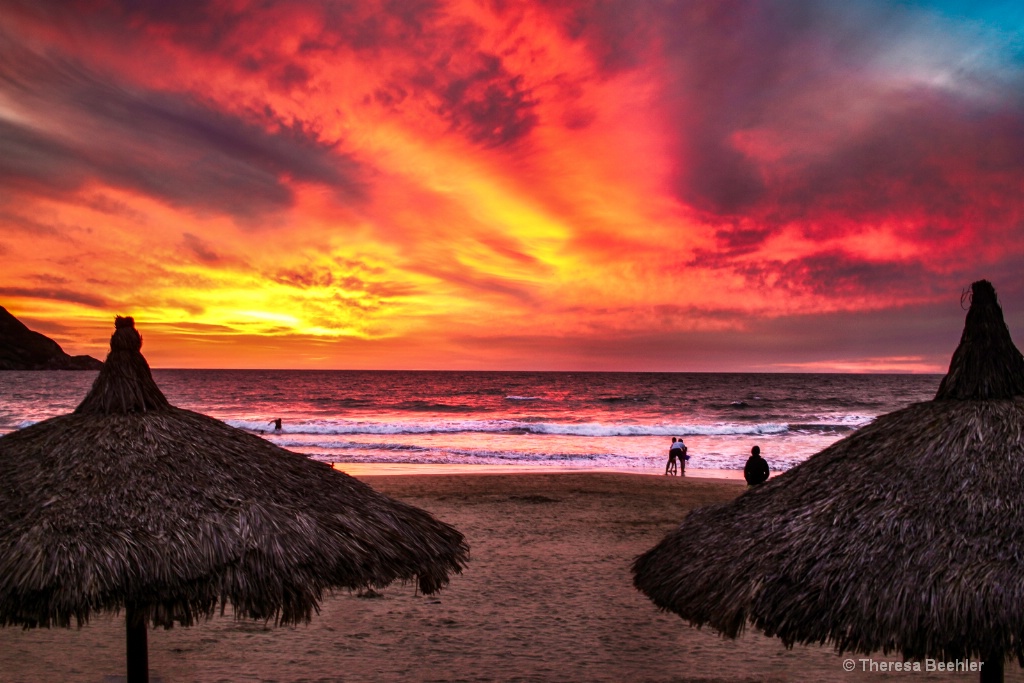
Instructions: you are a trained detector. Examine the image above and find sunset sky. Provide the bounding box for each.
[2,0,1024,371]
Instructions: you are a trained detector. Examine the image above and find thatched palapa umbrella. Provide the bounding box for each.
[0,317,468,682]
[633,280,1024,683]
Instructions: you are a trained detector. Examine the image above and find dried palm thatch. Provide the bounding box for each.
[0,317,468,681]
[632,280,1024,682]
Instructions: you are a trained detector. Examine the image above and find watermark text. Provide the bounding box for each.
[843,658,984,674]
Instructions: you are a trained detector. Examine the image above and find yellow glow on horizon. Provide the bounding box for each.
[235,310,300,325]
[773,357,944,374]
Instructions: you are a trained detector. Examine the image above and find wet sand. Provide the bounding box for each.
[0,472,1017,682]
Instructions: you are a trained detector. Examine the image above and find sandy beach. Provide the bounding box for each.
[0,471,1018,683]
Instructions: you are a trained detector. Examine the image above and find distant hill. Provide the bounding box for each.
[0,306,103,370]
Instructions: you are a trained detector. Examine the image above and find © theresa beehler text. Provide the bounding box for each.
[843,658,984,673]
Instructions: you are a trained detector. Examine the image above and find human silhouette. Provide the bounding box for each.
[744,445,769,486]
[666,437,688,476]
[666,437,679,475]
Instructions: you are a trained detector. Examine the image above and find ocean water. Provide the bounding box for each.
[0,370,941,475]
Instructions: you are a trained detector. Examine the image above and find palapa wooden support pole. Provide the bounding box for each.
[125,604,149,683]
[980,652,1003,683]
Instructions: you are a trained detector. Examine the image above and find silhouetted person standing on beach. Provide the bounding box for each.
[666,437,688,476]
[666,438,679,475]
[744,445,769,486]
[675,438,689,475]
[271,418,282,432]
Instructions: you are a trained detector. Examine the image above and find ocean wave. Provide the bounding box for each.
[318,455,648,469]
[393,400,477,413]
[270,438,431,452]
[811,413,875,426]
[788,423,858,435]
[228,418,795,437]
[308,397,373,407]
[505,395,541,401]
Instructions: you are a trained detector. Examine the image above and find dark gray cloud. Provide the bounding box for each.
[413,262,538,304]
[374,51,539,147]
[0,210,64,236]
[737,252,940,300]
[367,27,539,146]
[80,194,149,222]
[310,1,540,147]
[0,34,366,223]
[688,246,960,306]
[0,286,108,308]
[182,233,221,264]
[428,53,539,147]
[309,0,446,53]
[270,263,418,299]
[0,119,88,198]
[534,0,661,74]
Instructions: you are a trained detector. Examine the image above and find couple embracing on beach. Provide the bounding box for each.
[665,437,689,475]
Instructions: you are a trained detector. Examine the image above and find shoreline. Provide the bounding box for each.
[331,461,751,480]
[0,471,1006,682]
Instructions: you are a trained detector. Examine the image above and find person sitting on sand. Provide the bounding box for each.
[744,445,770,486]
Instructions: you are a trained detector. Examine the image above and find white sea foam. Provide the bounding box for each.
[814,413,875,427]
[226,418,792,437]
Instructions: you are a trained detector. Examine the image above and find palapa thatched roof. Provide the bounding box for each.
[632,280,1024,667]
[0,316,468,631]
